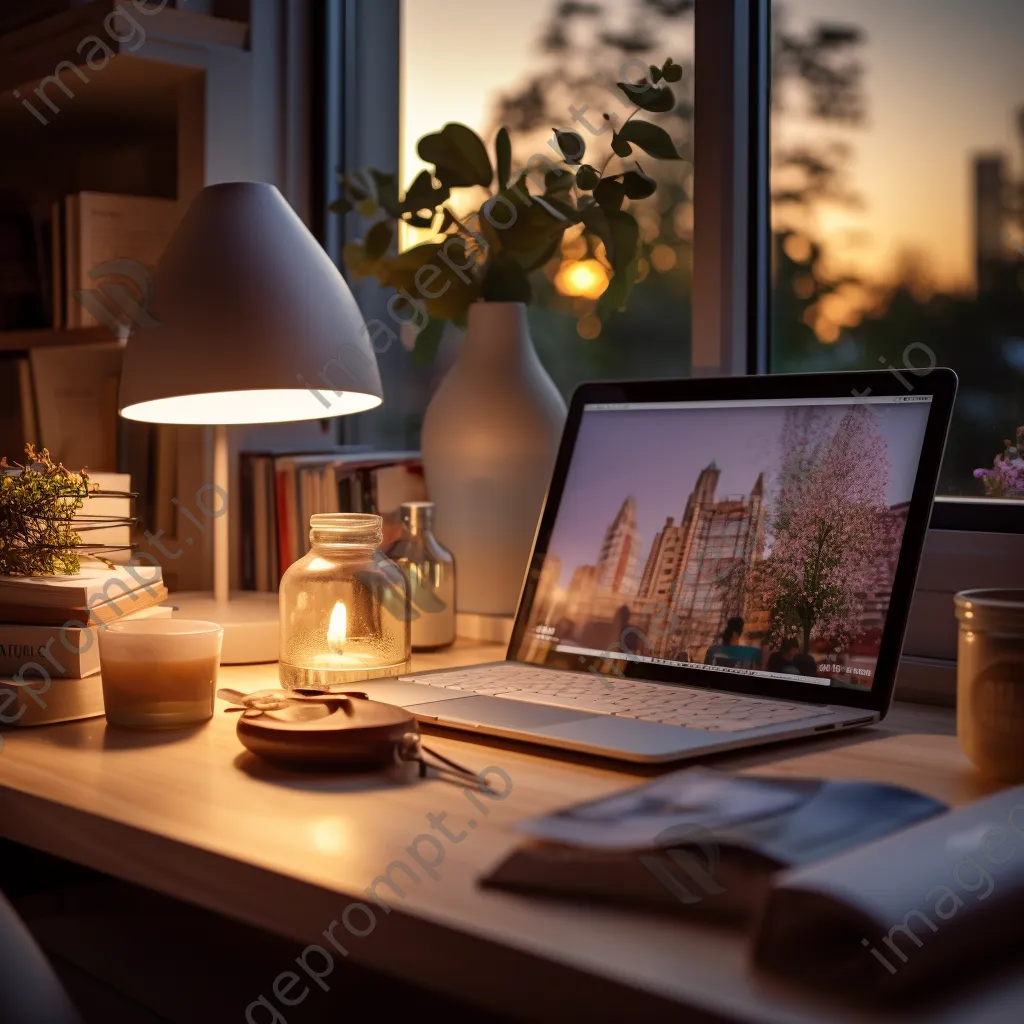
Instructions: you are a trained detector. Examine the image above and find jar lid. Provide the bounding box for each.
[955,589,1024,633]
[400,501,434,530]
[309,513,382,544]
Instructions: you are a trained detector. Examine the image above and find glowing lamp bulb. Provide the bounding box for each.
[327,601,347,653]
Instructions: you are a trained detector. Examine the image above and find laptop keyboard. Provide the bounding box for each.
[398,664,834,734]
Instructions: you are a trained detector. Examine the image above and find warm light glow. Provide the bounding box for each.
[637,213,661,243]
[577,313,602,339]
[793,273,815,300]
[327,601,348,653]
[120,389,381,425]
[816,320,840,344]
[555,259,609,299]
[783,234,813,264]
[560,224,588,260]
[651,244,677,273]
[309,818,349,855]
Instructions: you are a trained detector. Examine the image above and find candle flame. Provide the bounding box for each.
[327,601,347,653]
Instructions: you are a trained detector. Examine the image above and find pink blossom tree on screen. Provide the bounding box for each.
[748,405,900,654]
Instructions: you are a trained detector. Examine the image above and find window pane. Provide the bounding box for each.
[384,0,695,444]
[770,0,1024,499]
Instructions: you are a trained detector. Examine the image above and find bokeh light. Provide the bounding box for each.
[555,259,609,299]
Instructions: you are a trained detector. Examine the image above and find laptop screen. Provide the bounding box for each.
[511,394,933,693]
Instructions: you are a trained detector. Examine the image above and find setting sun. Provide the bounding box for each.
[555,259,609,299]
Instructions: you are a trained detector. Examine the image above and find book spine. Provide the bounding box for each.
[239,452,255,590]
[275,466,291,578]
[263,457,277,589]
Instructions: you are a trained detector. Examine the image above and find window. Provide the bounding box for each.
[770,0,1024,505]
[357,0,696,445]
[324,0,1022,703]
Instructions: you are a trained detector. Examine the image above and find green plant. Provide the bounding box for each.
[332,57,686,364]
[0,444,94,576]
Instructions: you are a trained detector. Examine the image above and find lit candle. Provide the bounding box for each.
[327,601,347,654]
[298,598,390,679]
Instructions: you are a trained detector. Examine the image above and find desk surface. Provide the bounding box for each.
[0,642,1019,1023]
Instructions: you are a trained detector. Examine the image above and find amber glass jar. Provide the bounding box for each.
[955,589,1024,781]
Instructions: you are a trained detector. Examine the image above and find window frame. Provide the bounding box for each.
[725,0,1024,703]
[321,0,1024,705]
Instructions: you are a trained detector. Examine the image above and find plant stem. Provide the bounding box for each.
[597,106,641,178]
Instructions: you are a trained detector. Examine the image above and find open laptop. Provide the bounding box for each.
[364,369,957,763]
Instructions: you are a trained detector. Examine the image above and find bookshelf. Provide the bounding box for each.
[0,0,315,593]
[0,326,111,352]
[0,3,248,97]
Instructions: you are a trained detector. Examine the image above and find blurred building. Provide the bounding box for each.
[974,154,1007,295]
[596,496,640,596]
[637,464,767,661]
[539,464,768,660]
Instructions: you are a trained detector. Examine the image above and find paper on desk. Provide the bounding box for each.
[517,768,817,850]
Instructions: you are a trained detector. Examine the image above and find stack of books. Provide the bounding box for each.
[0,564,170,726]
[240,449,426,590]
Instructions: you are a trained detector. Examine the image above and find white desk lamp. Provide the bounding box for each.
[118,182,383,664]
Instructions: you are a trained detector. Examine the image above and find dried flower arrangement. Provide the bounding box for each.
[0,444,95,576]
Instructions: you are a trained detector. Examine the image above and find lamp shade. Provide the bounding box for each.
[119,181,383,425]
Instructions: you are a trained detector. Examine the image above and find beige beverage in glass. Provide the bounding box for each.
[98,619,224,729]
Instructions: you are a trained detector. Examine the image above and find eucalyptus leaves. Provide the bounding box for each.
[333,57,684,363]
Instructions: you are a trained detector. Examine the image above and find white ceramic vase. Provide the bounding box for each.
[421,302,567,616]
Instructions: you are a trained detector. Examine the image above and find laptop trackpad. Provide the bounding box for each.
[405,695,589,729]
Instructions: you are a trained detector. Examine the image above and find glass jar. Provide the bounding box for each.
[385,501,456,651]
[279,513,411,691]
[954,589,1024,781]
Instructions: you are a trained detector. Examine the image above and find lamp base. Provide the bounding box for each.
[170,591,279,665]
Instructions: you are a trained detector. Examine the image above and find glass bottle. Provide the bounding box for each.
[385,501,456,650]
[279,513,410,690]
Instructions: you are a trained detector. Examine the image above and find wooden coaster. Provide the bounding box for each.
[234,694,419,769]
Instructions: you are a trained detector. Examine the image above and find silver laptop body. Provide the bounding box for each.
[362,371,956,763]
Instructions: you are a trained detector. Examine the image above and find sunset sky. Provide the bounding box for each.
[402,0,1024,292]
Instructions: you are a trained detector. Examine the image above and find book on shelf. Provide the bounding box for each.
[240,449,426,591]
[481,768,946,921]
[51,191,178,331]
[0,603,171,679]
[0,190,46,330]
[28,340,123,472]
[0,354,39,463]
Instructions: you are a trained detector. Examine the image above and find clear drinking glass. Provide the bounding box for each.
[98,619,223,729]
[385,501,456,651]
[278,513,411,690]
[954,589,1024,781]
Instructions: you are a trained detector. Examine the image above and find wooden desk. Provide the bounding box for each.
[0,641,1018,1023]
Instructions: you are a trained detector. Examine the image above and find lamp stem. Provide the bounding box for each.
[214,423,230,605]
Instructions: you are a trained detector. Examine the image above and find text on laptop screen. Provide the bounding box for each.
[512,396,932,692]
